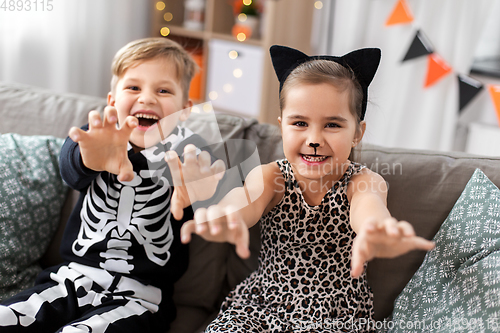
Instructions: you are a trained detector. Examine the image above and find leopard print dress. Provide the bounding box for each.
[206,159,375,333]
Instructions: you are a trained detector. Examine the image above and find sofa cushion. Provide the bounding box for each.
[0,81,106,138]
[388,169,500,332]
[0,134,68,301]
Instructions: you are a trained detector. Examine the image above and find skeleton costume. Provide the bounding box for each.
[0,124,208,333]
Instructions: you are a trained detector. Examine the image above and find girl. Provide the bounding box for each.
[180,45,434,332]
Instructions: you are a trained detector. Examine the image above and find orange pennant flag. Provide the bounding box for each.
[488,85,500,126]
[424,54,452,88]
[386,0,414,26]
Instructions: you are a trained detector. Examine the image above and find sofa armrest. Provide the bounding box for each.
[359,143,500,320]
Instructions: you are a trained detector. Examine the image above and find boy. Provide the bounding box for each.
[0,38,224,332]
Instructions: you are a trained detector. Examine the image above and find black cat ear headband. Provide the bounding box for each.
[270,45,381,120]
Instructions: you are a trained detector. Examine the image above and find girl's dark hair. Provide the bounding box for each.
[279,59,364,123]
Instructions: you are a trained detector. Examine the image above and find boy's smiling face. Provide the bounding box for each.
[108,57,192,151]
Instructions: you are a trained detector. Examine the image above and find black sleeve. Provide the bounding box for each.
[172,132,216,163]
[59,124,100,191]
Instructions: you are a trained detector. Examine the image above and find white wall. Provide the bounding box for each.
[0,0,150,98]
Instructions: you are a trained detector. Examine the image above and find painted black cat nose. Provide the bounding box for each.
[309,143,320,148]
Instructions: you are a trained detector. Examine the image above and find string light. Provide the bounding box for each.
[163,12,173,22]
[160,27,170,36]
[223,84,233,93]
[236,32,247,42]
[314,1,323,9]
[156,1,165,11]
[191,106,201,113]
[203,103,213,113]
[228,50,239,59]
[233,68,243,78]
[238,13,247,22]
[209,91,218,100]
[243,0,252,6]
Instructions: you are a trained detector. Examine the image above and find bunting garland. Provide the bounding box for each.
[457,75,484,113]
[424,54,452,88]
[402,30,433,62]
[386,0,414,26]
[386,0,500,126]
[488,85,500,126]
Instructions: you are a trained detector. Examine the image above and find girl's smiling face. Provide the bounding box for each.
[108,57,191,151]
[279,82,365,187]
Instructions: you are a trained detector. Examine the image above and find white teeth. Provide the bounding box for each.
[302,155,327,162]
[134,113,159,120]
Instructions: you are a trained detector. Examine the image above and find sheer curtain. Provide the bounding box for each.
[312,0,495,151]
[0,0,150,98]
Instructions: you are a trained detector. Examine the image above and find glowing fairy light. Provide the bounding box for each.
[164,12,173,21]
[228,50,239,59]
[160,27,170,36]
[223,84,233,93]
[233,68,243,78]
[243,0,252,6]
[236,32,247,42]
[209,91,218,100]
[314,1,323,9]
[238,13,247,22]
[203,103,213,113]
[156,1,166,11]
[191,106,201,113]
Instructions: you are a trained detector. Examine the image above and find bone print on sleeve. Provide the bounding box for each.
[60,124,100,191]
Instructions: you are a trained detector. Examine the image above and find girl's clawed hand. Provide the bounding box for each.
[180,205,250,259]
[350,217,435,278]
[165,144,226,221]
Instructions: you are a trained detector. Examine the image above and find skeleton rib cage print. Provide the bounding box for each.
[66,125,198,276]
[73,169,174,274]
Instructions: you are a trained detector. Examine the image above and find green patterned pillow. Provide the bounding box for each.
[0,134,68,301]
[388,169,500,333]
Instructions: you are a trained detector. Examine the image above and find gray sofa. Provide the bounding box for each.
[1,80,500,332]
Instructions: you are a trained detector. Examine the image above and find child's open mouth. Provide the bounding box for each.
[301,154,328,163]
[134,112,160,129]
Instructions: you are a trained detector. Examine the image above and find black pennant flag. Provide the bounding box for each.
[402,30,434,62]
[458,74,484,112]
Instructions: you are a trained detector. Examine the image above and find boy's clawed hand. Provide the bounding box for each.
[69,106,138,182]
[180,206,250,259]
[166,145,226,221]
[350,217,435,278]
